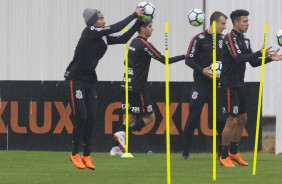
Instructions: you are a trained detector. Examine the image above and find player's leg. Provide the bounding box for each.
[229,87,248,166]
[113,113,135,152]
[65,79,87,169]
[126,90,154,133]
[182,85,206,159]
[114,90,154,152]
[209,86,226,159]
[230,113,247,150]
[219,87,239,167]
[228,113,248,166]
[81,82,97,169]
[117,113,136,132]
[112,91,137,152]
[221,116,237,159]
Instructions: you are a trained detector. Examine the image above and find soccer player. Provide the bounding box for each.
[219,9,282,167]
[64,7,145,169]
[181,11,228,160]
[110,21,186,155]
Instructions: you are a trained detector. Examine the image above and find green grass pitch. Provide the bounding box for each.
[0,151,281,184]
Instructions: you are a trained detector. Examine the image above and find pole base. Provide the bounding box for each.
[121,153,134,158]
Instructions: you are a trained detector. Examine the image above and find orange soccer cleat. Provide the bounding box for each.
[70,153,86,169]
[229,152,248,166]
[81,156,95,170]
[219,156,235,167]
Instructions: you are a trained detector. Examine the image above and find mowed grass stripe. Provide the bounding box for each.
[0,151,281,184]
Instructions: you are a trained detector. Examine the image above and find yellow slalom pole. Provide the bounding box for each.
[252,22,268,175]
[165,21,171,184]
[121,26,134,158]
[212,21,217,181]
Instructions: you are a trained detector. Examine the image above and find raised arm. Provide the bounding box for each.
[86,8,144,40]
[107,20,143,45]
[141,40,185,64]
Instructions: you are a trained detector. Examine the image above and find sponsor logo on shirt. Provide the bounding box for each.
[91,26,110,31]
[129,46,135,51]
[198,34,205,39]
[232,37,241,53]
[131,107,140,113]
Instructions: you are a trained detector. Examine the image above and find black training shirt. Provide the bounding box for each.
[122,36,185,92]
[220,29,272,88]
[185,30,224,85]
[64,13,142,82]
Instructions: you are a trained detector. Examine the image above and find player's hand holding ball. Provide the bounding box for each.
[136,7,145,18]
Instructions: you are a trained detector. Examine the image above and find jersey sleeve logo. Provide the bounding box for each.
[233,37,241,54]
[144,47,154,57]
[189,40,197,58]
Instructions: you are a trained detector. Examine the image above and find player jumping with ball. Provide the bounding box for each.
[65,7,145,169]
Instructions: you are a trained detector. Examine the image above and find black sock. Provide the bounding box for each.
[221,145,229,159]
[83,143,91,156]
[71,141,79,155]
[218,145,222,157]
[129,119,145,132]
[229,142,239,154]
[118,124,126,132]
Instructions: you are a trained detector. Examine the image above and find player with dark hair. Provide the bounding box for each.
[110,21,186,155]
[64,7,145,169]
[181,11,228,160]
[219,9,282,167]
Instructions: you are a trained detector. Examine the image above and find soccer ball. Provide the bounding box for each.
[187,9,205,27]
[137,2,156,22]
[276,30,282,47]
[210,61,222,78]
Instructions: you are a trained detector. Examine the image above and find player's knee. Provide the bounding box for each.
[238,114,247,126]
[148,112,155,123]
[226,116,237,128]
